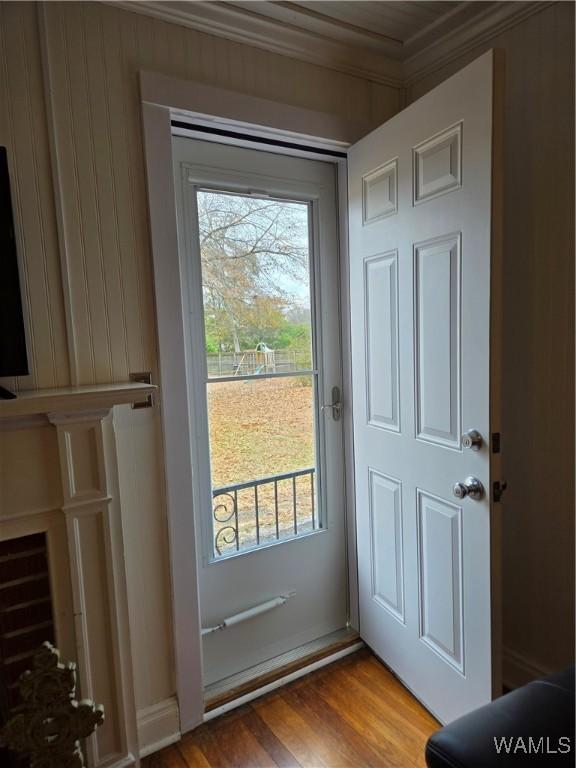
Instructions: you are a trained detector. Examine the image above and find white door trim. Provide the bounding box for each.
[142,103,204,732]
[140,71,370,145]
[140,74,358,732]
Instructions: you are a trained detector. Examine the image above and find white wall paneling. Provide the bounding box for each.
[111,0,403,87]
[39,0,398,388]
[0,2,70,394]
[136,697,181,759]
[113,404,174,723]
[49,406,139,767]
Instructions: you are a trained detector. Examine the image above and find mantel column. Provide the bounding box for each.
[48,408,139,768]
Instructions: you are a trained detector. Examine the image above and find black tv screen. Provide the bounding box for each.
[0,146,28,377]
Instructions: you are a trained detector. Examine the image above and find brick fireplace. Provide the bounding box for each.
[0,532,56,708]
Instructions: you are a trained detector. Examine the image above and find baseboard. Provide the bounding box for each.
[137,697,181,758]
[503,647,552,690]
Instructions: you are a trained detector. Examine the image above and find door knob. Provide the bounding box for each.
[453,476,484,500]
[462,429,483,451]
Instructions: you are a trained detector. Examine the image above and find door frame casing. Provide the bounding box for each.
[140,74,359,732]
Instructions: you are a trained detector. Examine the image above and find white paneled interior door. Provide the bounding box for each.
[348,51,501,723]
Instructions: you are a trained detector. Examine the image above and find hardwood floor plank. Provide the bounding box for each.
[209,719,277,767]
[176,739,213,768]
[252,693,331,767]
[193,724,236,768]
[339,669,430,761]
[363,654,439,727]
[281,677,389,768]
[313,672,417,766]
[144,744,188,767]
[240,708,303,768]
[338,667,433,747]
[143,650,437,768]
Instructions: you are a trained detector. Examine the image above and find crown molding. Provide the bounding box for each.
[109,1,403,87]
[106,1,554,90]
[403,1,553,86]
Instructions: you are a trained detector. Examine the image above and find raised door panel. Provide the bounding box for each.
[414,234,461,448]
[417,490,464,673]
[413,123,462,204]
[362,159,397,224]
[369,470,404,623]
[364,252,400,432]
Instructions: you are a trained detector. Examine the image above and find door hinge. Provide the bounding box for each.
[491,432,501,453]
[493,480,507,503]
[129,371,154,409]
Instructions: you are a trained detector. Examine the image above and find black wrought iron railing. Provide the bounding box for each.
[212,467,316,557]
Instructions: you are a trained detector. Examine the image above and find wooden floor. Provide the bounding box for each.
[143,649,439,767]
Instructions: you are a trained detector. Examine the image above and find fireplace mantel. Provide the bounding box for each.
[0,383,158,767]
[0,382,156,420]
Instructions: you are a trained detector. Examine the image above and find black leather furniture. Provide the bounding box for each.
[426,668,575,767]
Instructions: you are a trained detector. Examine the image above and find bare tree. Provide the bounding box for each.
[197,190,309,352]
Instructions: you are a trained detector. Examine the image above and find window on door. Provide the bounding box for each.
[196,189,322,558]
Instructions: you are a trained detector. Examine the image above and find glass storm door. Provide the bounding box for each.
[172,137,347,688]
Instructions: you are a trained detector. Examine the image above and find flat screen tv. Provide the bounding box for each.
[0,146,29,398]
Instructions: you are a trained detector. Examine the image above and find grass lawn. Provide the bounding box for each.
[207,378,316,488]
[207,378,317,553]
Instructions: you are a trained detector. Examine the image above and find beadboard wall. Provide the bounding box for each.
[406,0,575,687]
[0,3,70,392]
[0,0,400,740]
[2,0,400,395]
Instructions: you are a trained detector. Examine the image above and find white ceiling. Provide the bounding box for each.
[112,1,549,85]
[296,1,455,41]
[233,1,468,54]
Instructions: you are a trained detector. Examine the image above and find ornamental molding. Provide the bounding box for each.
[107,0,551,89]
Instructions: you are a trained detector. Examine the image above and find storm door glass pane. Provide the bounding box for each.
[198,190,313,375]
[196,190,319,558]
